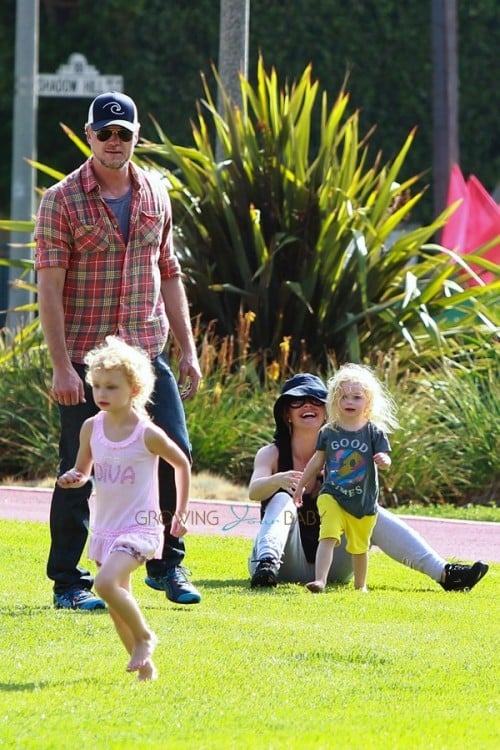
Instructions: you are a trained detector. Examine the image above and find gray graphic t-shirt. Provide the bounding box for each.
[316,421,390,518]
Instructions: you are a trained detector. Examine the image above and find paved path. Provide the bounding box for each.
[1,486,498,563]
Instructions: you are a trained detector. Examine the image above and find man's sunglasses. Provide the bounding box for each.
[95,128,134,142]
[287,397,325,409]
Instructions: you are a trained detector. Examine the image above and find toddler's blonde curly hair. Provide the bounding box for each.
[84,336,155,414]
[326,363,399,433]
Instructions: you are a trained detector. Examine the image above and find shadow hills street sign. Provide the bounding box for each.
[37,53,123,98]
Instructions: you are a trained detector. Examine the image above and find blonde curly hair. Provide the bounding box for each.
[326,363,399,433]
[84,336,155,414]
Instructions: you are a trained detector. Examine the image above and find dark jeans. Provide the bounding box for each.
[47,353,191,593]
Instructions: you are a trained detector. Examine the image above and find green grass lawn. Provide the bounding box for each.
[1,520,498,750]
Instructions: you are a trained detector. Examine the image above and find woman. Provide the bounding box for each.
[248,373,489,591]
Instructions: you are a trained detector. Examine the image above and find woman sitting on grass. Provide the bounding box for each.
[248,372,488,592]
[57,336,191,681]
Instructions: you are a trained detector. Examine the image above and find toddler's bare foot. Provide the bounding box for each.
[127,632,158,672]
[305,580,325,593]
[137,659,158,682]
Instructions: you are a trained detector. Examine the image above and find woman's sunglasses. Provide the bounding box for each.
[95,128,134,142]
[287,397,325,409]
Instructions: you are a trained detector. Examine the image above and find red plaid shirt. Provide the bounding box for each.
[34,158,181,363]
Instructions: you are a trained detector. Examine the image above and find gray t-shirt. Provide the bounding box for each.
[316,421,390,518]
[105,187,132,244]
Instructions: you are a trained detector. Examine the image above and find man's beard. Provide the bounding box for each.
[95,154,128,170]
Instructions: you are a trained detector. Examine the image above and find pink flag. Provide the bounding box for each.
[465,176,500,283]
[441,165,500,284]
[440,164,468,252]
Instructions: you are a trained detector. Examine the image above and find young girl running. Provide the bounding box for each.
[293,363,399,592]
[57,336,191,681]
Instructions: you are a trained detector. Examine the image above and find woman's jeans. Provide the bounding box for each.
[248,492,354,584]
[47,354,191,593]
[248,493,446,585]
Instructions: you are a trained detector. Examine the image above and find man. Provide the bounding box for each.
[35,91,202,610]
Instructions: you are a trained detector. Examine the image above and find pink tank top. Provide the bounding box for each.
[90,411,162,535]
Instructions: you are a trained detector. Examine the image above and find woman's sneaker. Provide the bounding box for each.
[251,558,279,588]
[440,561,489,591]
[53,588,106,610]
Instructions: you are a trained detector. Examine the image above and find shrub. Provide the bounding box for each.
[390,352,499,505]
[0,347,59,479]
[0,322,497,506]
[136,57,498,372]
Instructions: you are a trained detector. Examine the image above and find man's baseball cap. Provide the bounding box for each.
[86,92,139,132]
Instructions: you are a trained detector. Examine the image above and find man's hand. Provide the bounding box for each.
[51,365,86,406]
[177,354,202,400]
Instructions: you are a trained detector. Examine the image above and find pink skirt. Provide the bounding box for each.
[89,528,164,566]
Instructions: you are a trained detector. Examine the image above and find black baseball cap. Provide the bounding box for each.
[86,91,139,132]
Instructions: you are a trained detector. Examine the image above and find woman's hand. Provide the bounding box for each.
[292,486,305,507]
[278,470,303,495]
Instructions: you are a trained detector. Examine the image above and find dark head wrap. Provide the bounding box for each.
[272,373,327,468]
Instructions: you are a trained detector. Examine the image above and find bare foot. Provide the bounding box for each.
[127,632,158,672]
[137,659,158,682]
[305,580,325,593]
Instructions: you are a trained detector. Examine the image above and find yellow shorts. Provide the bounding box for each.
[317,494,377,554]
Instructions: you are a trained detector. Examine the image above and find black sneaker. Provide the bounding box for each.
[440,561,489,591]
[54,588,106,610]
[250,558,279,588]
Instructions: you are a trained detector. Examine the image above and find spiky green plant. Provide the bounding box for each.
[134,57,498,370]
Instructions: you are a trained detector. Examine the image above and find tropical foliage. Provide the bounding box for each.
[1,59,498,372]
[0,60,497,504]
[135,58,498,370]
